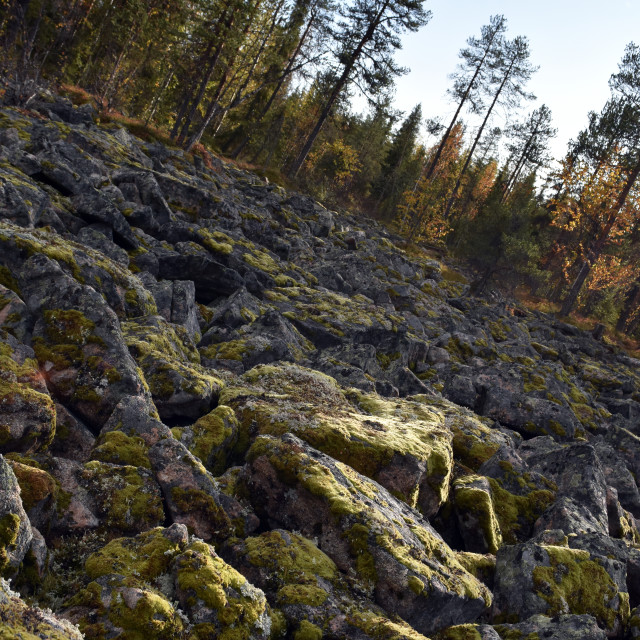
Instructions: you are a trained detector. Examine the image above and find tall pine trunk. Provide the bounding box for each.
[230,3,316,159]
[287,1,390,178]
[423,23,502,182]
[444,53,518,219]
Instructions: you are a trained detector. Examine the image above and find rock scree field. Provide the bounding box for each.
[1,90,640,640]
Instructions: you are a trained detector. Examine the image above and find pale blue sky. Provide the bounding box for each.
[392,0,640,165]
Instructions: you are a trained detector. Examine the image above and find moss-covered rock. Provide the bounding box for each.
[64,575,186,640]
[0,284,29,341]
[90,430,152,469]
[6,459,58,532]
[98,394,170,448]
[173,539,271,639]
[52,455,163,537]
[67,524,270,639]
[20,254,146,431]
[0,576,83,639]
[123,315,223,421]
[48,402,96,462]
[245,433,491,636]
[225,363,453,517]
[199,309,315,374]
[453,476,502,554]
[487,479,556,545]
[80,460,164,535]
[456,552,496,590]
[0,221,156,319]
[0,455,32,575]
[432,623,491,640]
[0,332,56,454]
[149,437,258,543]
[492,541,629,635]
[175,405,238,475]
[493,613,608,639]
[223,529,438,640]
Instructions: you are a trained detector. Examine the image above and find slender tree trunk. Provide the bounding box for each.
[501,132,538,201]
[230,3,316,159]
[444,54,518,219]
[145,67,173,124]
[287,1,391,178]
[616,281,640,332]
[559,258,593,316]
[205,0,282,143]
[172,4,235,142]
[102,27,138,105]
[424,29,500,182]
[184,0,265,152]
[176,40,228,143]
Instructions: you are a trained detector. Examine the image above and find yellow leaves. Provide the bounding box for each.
[587,255,635,292]
[549,153,640,244]
[396,176,451,242]
[306,140,361,187]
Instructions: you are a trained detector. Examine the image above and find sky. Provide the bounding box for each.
[391,0,640,167]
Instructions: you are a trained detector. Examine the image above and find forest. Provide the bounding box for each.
[1,0,640,340]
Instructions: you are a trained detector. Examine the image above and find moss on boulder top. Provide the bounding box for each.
[67,525,270,640]
[245,433,491,636]
[123,315,223,422]
[224,362,453,516]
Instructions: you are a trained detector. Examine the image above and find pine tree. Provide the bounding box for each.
[374,103,423,217]
[287,0,430,177]
[444,35,537,219]
[424,15,507,183]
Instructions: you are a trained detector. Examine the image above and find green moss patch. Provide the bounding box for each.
[81,461,164,533]
[91,431,151,469]
[532,545,629,631]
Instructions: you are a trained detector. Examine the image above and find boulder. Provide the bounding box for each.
[18,254,147,431]
[492,540,629,635]
[0,455,32,574]
[224,363,454,517]
[0,577,83,639]
[64,524,271,640]
[244,433,491,636]
[149,437,258,542]
[123,315,222,422]
[0,331,55,453]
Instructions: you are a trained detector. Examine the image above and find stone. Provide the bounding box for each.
[244,433,491,636]
[149,437,258,542]
[492,540,629,635]
[0,331,56,453]
[0,576,83,639]
[0,455,32,574]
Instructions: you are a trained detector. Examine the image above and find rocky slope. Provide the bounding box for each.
[0,90,639,640]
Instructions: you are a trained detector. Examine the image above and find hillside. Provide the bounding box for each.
[1,90,640,640]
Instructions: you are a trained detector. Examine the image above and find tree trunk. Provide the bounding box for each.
[560,158,640,316]
[172,4,235,142]
[423,25,502,182]
[229,3,316,159]
[184,0,265,152]
[206,0,283,142]
[559,258,592,316]
[444,53,518,219]
[287,1,391,178]
[145,67,174,124]
[616,281,640,332]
